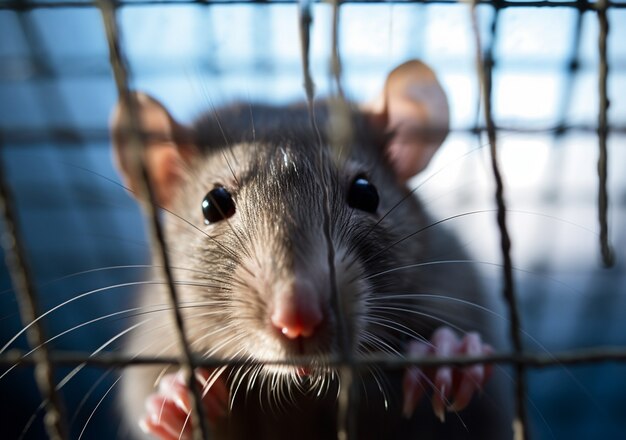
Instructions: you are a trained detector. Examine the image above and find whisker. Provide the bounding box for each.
[65,163,242,262]
[1,309,145,381]
[368,302,479,332]
[359,331,403,357]
[57,320,149,389]
[18,401,45,440]
[248,102,256,143]
[77,376,122,440]
[365,365,390,411]
[198,330,247,359]
[69,369,115,428]
[366,305,468,335]
[365,260,584,299]
[0,280,230,358]
[372,292,606,419]
[200,365,229,399]
[363,316,430,346]
[344,144,488,262]
[361,210,496,266]
[368,292,510,331]
[0,278,241,354]
[162,207,241,261]
[0,264,152,298]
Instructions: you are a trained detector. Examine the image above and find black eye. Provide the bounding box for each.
[202,187,236,224]
[347,176,379,214]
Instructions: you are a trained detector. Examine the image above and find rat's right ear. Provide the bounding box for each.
[110,92,194,208]
[364,60,450,183]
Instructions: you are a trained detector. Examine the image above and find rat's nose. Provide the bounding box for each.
[271,280,323,339]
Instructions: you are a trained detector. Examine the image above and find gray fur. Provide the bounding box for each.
[118,102,513,439]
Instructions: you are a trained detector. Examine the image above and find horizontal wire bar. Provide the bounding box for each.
[1,0,626,11]
[2,346,626,369]
[1,124,625,145]
[2,58,626,83]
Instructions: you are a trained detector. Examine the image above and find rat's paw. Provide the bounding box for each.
[402,327,493,422]
[139,369,228,440]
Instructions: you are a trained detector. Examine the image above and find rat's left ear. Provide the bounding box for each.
[365,60,450,183]
[110,92,196,208]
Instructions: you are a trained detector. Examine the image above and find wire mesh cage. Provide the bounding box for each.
[0,0,625,439]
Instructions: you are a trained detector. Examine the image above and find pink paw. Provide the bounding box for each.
[402,327,493,422]
[139,369,228,440]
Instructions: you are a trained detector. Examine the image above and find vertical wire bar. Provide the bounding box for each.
[597,0,614,267]
[467,2,529,439]
[297,1,352,438]
[298,0,317,112]
[328,0,353,157]
[96,2,209,439]
[328,3,357,439]
[555,0,585,137]
[0,137,68,440]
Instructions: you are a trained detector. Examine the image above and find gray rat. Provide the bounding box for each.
[111,60,512,439]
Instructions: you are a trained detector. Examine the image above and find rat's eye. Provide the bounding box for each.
[202,187,236,224]
[347,176,379,214]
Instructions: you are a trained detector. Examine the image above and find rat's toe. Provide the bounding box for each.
[449,332,493,412]
[402,340,430,418]
[143,394,191,440]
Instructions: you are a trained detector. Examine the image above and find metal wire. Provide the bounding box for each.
[0,137,68,440]
[468,2,529,438]
[597,0,615,267]
[2,124,626,145]
[553,0,585,138]
[4,345,626,369]
[327,2,358,438]
[297,1,357,438]
[96,1,210,439]
[2,0,626,11]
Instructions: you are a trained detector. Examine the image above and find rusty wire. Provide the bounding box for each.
[4,345,626,369]
[0,138,68,440]
[297,1,357,438]
[327,1,359,438]
[96,1,210,439]
[468,1,529,438]
[2,124,626,146]
[597,0,614,268]
[2,0,626,11]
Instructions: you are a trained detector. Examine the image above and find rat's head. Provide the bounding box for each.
[111,60,448,391]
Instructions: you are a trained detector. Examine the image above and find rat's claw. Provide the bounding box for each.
[448,333,493,412]
[141,394,191,440]
[402,340,430,418]
[139,368,228,440]
[194,369,229,421]
[158,372,192,414]
[402,327,494,422]
[430,327,459,421]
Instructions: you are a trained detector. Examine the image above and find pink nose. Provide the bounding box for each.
[271,280,323,339]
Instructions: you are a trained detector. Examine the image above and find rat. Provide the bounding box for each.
[110,59,513,440]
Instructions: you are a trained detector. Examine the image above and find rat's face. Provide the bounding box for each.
[167,139,419,388]
[110,60,449,393]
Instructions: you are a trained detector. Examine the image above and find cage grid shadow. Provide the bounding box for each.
[0,0,625,439]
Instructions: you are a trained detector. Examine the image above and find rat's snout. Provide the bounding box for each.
[270,279,324,339]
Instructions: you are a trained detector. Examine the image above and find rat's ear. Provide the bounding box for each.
[110,92,194,208]
[366,60,450,183]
